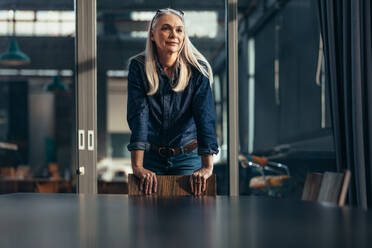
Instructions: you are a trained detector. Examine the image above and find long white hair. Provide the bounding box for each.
[130,9,213,95]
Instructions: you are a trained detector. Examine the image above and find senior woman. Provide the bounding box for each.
[127,8,218,196]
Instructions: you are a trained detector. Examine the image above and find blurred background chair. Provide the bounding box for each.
[301,172,323,201]
[128,174,216,196]
[302,170,351,207]
[98,181,128,194]
[35,179,73,193]
[239,154,293,198]
[35,181,59,193]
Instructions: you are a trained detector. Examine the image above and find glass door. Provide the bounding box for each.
[95,1,228,194]
[0,2,77,194]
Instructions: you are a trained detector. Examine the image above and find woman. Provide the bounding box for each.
[127,8,218,196]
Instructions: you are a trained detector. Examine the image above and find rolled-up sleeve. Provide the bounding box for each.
[126,60,149,151]
[192,75,219,155]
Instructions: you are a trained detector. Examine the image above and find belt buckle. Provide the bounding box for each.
[158,147,175,158]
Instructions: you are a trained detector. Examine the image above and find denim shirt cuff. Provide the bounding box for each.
[127,142,150,151]
[197,145,219,156]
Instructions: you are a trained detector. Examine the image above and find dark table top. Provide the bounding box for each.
[0,193,371,248]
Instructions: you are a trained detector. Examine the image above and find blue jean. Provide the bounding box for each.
[143,148,202,175]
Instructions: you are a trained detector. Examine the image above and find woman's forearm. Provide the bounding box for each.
[131,150,157,195]
[131,150,145,169]
[201,155,213,170]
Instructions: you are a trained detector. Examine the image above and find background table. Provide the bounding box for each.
[0,193,371,248]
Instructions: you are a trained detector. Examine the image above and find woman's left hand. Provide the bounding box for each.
[190,166,213,196]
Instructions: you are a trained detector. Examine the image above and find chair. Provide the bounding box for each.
[98,181,128,194]
[47,163,61,179]
[239,154,292,197]
[301,172,323,201]
[302,170,351,207]
[0,167,16,178]
[15,166,31,178]
[128,174,217,196]
[35,181,60,193]
[35,179,73,193]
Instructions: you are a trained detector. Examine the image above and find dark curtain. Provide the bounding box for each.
[317,0,372,209]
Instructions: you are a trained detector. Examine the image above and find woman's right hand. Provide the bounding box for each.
[133,167,157,195]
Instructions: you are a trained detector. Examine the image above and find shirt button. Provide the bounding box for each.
[166,160,173,168]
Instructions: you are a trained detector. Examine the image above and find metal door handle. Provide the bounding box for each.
[88,130,94,151]
[78,130,85,150]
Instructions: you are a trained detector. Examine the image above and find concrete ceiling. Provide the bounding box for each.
[0,0,263,73]
[0,0,254,11]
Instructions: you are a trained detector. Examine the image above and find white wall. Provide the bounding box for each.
[107,78,130,133]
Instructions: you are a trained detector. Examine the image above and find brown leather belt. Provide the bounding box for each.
[151,139,198,158]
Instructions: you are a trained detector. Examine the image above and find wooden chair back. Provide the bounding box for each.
[302,172,324,201]
[302,170,351,207]
[35,181,59,193]
[317,170,351,207]
[98,181,128,194]
[128,174,216,196]
[0,167,16,178]
[35,180,73,193]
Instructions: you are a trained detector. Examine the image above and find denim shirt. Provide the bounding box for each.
[126,54,219,156]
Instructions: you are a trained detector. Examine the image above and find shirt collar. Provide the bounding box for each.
[154,53,180,84]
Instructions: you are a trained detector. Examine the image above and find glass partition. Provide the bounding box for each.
[237,0,335,197]
[96,2,227,194]
[0,4,76,193]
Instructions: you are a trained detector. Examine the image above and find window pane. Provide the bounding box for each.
[7,10,14,20]
[0,11,9,21]
[35,22,60,36]
[184,11,218,38]
[15,22,34,36]
[46,22,60,36]
[35,22,48,35]
[60,11,75,21]
[238,0,336,197]
[15,11,35,21]
[0,4,76,194]
[0,22,8,35]
[61,22,75,36]
[37,11,59,21]
[130,11,155,21]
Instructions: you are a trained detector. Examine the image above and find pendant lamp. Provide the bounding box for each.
[0,9,31,66]
[44,75,68,92]
[0,39,31,66]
